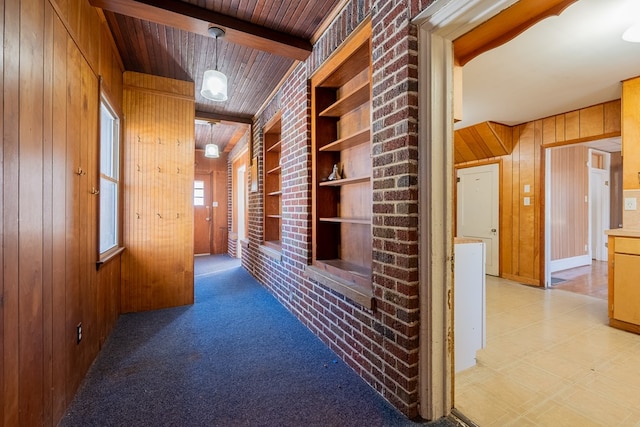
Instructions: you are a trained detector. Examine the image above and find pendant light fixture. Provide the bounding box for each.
[201,26,228,101]
[204,122,220,158]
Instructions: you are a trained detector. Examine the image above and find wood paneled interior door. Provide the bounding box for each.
[194,173,213,254]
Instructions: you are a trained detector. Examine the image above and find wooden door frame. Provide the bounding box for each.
[231,147,249,253]
[414,0,578,420]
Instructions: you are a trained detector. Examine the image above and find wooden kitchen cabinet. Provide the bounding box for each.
[622,76,640,190]
[607,232,640,334]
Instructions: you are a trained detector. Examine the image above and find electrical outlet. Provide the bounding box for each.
[624,197,637,211]
[77,322,82,344]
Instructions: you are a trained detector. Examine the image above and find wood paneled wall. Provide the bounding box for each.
[550,145,589,261]
[457,100,621,286]
[1,0,124,425]
[121,72,195,313]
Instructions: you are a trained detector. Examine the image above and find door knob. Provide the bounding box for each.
[491,228,497,233]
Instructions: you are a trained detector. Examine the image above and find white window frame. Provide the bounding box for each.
[99,95,121,258]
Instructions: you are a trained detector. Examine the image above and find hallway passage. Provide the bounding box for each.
[60,256,435,427]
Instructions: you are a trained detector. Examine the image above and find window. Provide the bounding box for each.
[193,180,205,206]
[99,98,120,255]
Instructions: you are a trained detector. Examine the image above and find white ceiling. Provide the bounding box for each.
[457,0,640,153]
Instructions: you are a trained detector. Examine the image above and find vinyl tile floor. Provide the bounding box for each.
[454,275,640,426]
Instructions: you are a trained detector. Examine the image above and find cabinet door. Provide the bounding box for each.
[613,253,640,325]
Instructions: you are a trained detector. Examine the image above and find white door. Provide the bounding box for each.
[457,164,499,276]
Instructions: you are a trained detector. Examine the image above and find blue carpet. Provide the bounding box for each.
[60,259,444,426]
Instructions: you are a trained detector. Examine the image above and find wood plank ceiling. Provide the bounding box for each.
[95,0,344,151]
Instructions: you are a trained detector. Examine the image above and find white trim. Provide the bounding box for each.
[544,148,552,287]
[550,255,592,273]
[413,0,520,420]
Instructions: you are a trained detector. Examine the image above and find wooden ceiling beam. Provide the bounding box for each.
[224,127,250,153]
[453,0,578,66]
[196,111,253,125]
[90,0,313,61]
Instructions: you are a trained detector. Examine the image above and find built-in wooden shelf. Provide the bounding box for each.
[319,81,370,118]
[311,19,372,307]
[267,140,282,152]
[267,165,281,175]
[320,127,370,152]
[319,217,371,225]
[319,176,370,186]
[263,111,283,249]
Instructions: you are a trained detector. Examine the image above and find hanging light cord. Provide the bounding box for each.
[214,34,219,71]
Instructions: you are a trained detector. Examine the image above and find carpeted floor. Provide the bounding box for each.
[60,255,455,426]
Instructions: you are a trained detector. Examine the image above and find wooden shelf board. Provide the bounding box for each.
[319,176,370,186]
[319,81,370,117]
[267,165,282,175]
[319,217,371,225]
[320,259,371,278]
[260,241,282,260]
[305,263,373,309]
[320,127,370,152]
[267,140,282,153]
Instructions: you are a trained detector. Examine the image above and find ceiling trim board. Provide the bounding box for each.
[195,111,253,125]
[90,0,313,61]
[453,0,578,66]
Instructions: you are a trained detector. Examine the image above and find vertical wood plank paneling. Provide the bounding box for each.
[0,0,5,422]
[42,5,55,425]
[0,0,6,421]
[65,34,83,403]
[533,120,542,281]
[122,72,195,313]
[51,12,69,422]
[580,104,604,138]
[3,0,21,424]
[1,1,124,425]
[0,0,4,420]
[19,0,45,423]
[512,126,522,277]
[564,110,580,140]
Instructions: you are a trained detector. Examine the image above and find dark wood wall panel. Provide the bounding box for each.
[122,72,195,313]
[1,1,124,425]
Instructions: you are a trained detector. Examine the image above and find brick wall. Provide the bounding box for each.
[240,0,427,418]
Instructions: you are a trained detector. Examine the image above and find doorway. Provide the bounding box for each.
[194,173,213,255]
[231,147,249,259]
[590,149,611,262]
[236,164,247,258]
